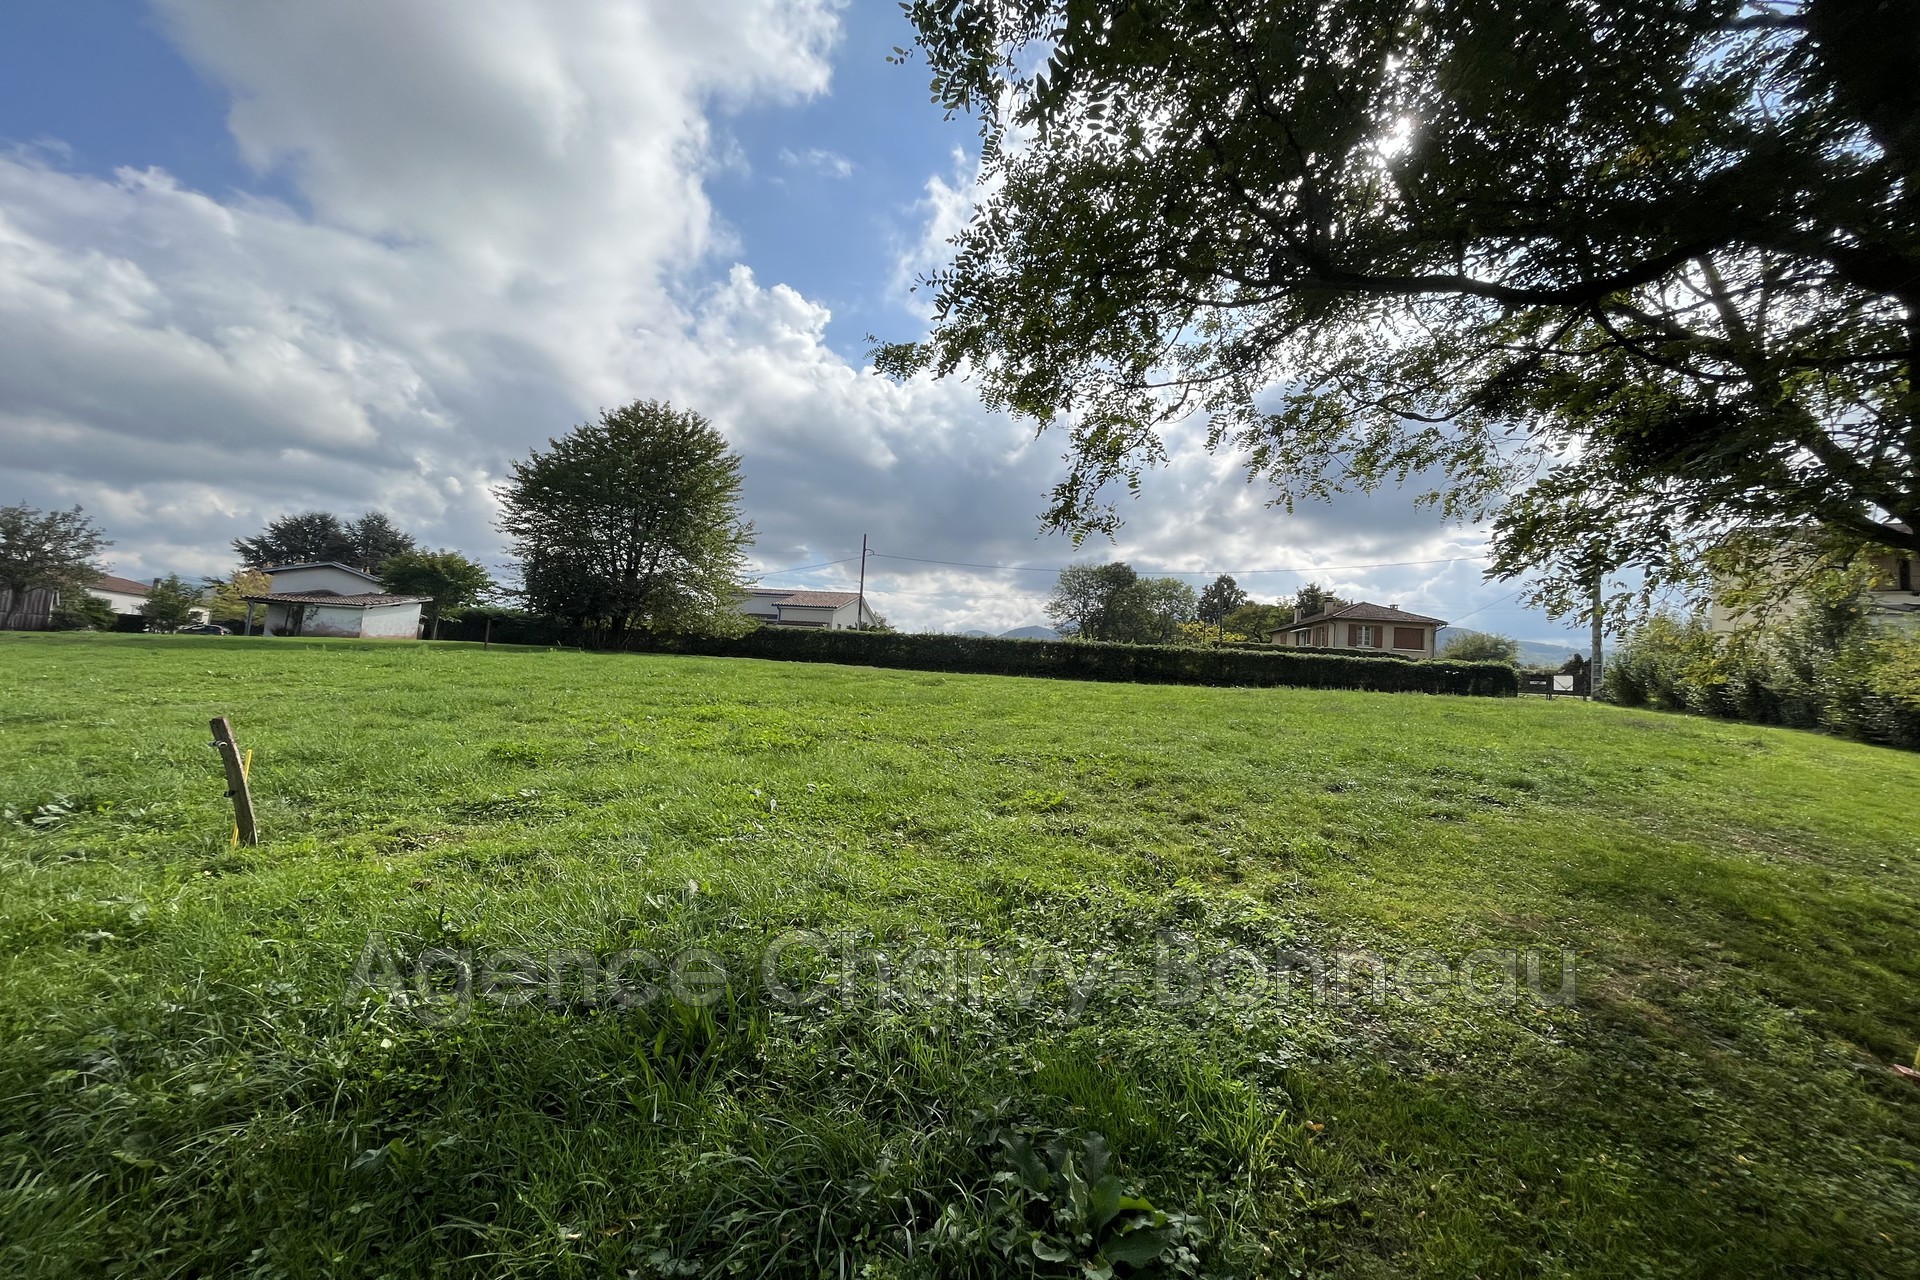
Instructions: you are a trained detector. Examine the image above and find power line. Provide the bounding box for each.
[1442,587,1527,626]
[748,555,862,578]
[867,552,1488,576]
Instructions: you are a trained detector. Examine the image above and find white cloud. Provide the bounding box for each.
[0,1,1544,636]
[888,147,981,319]
[777,146,853,178]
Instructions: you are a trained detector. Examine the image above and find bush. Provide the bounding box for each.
[442,613,1514,695]
[49,596,117,631]
[448,606,561,647]
[1605,609,1920,749]
[608,627,1516,696]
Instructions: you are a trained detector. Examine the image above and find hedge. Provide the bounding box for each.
[449,613,1515,695]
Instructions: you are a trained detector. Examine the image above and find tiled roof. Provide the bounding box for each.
[243,592,431,606]
[752,589,861,608]
[1287,601,1448,627]
[92,574,151,595]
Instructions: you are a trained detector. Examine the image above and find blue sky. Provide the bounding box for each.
[0,1,1584,648]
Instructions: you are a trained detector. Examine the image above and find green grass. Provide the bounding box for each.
[2,633,1917,1278]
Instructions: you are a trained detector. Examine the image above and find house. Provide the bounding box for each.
[89,573,212,625]
[737,588,878,630]
[1707,536,1920,635]
[1271,601,1447,657]
[90,574,156,616]
[0,572,207,631]
[244,562,428,639]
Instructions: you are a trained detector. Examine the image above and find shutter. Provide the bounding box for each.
[1393,627,1424,650]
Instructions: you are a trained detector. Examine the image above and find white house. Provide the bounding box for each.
[738,588,878,630]
[1,571,208,630]
[89,574,154,616]
[89,573,212,625]
[1271,601,1447,657]
[244,562,429,639]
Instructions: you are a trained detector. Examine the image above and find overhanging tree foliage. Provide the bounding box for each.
[881,0,1919,623]
[497,401,755,638]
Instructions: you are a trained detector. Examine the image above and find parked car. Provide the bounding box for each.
[177,624,230,636]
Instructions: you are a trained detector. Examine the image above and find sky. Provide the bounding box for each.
[0,0,1585,647]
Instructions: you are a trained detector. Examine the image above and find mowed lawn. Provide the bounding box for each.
[2,635,1918,1278]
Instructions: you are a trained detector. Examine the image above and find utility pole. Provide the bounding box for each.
[856,534,869,631]
[1590,571,1605,699]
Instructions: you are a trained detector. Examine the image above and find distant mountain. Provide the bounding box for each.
[1516,640,1585,669]
[1000,625,1060,641]
[961,629,995,638]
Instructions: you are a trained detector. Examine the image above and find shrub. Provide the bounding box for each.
[1605,608,1920,749]
[610,627,1516,696]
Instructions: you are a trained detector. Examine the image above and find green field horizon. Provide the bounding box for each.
[3,633,1917,1277]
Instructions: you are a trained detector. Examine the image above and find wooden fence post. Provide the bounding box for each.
[210,716,259,847]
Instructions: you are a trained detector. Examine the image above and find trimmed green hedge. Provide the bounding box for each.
[449,613,1515,695]
[614,627,1516,696]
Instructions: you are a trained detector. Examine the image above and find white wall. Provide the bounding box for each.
[260,600,418,637]
[267,565,382,595]
[90,587,147,614]
[359,602,424,638]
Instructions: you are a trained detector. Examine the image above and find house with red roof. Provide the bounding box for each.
[243,562,429,639]
[1271,601,1447,657]
[738,588,878,630]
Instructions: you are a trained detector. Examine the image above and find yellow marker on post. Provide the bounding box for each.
[230,748,252,847]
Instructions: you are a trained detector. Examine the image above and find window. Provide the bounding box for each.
[1392,627,1425,650]
[1348,624,1377,647]
[1313,626,1328,646]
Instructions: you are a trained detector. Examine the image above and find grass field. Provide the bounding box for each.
[2,633,1918,1278]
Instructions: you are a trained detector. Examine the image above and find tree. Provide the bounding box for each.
[1221,602,1292,640]
[234,511,352,568]
[1045,562,1193,643]
[349,512,418,572]
[1197,574,1249,626]
[1291,584,1346,622]
[51,594,117,631]
[139,574,203,632]
[1046,562,1142,641]
[497,400,755,638]
[883,0,1920,624]
[1440,631,1522,664]
[234,510,417,571]
[1137,575,1197,643]
[380,550,495,639]
[204,569,273,627]
[0,503,110,613]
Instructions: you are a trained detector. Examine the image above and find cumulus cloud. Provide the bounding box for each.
[0,0,1541,636]
[777,146,853,178]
